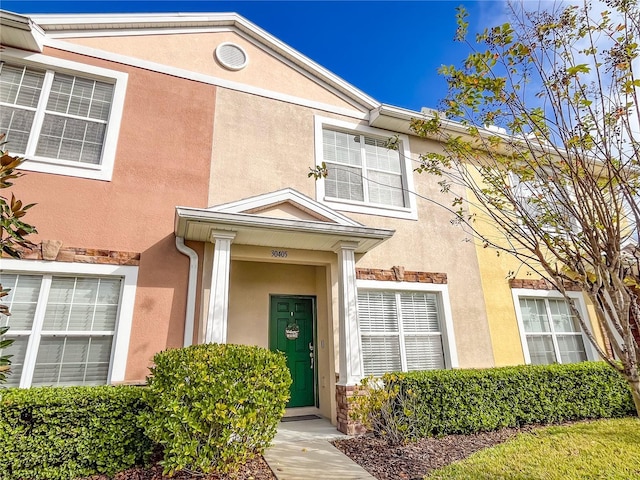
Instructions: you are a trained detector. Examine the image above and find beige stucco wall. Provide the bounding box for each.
[63,31,359,111]
[12,47,215,382]
[226,253,335,420]
[208,87,495,369]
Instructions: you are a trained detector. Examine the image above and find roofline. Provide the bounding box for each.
[175,206,395,240]
[24,11,380,111]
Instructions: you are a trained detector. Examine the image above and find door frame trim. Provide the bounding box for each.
[269,294,318,408]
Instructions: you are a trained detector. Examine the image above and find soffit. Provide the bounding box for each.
[0,10,45,52]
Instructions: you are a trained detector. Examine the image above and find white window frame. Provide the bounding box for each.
[1,47,128,181]
[512,288,599,364]
[356,279,458,374]
[314,115,417,220]
[508,172,579,234]
[1,259,138,387]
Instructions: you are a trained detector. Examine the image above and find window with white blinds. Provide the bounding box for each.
[0,273,123,388]
[358,290,445,376]
[322,129,407,208]
[0,62,114,166]
[517,296,588,365]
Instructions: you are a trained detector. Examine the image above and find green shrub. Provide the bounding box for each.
[141,343,292,475]
[0,385,152,480]
[350,375,420,444]
[354,362,635,439]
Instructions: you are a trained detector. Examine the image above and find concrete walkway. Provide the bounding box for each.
[263,418,375,480]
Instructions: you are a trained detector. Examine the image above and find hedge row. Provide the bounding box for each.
[388,362,636,437]
[0,385,151,480]
[0,344,291,480]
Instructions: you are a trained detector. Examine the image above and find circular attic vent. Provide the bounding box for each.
[215,42,248,71]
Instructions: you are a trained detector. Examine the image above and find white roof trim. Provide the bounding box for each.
[40,38,368,120]
[0,10,46,52]
[174,206,394,254]
[209,188,363,227]
[27,12,380,112]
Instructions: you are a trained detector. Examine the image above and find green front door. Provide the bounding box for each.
[269,296,315,408]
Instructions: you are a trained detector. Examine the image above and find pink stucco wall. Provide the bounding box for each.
[11,48,215,382]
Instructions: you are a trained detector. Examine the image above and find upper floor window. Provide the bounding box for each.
[323,129,406,208]
[315,116,417,220]
[509,172,578,234]
[0,49,127,181]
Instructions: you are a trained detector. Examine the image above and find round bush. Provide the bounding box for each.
[141,343,291,475]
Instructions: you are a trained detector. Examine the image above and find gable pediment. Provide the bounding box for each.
[208,188,362,227]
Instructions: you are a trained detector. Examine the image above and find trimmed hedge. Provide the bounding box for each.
[0,385,152,480]
[141,343,292,475]
[384,362,636,437]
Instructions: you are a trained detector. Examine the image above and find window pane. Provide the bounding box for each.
[526,335,557,365]
[405,335,445,371]
[0,63,45,107]
[0,336,29,387]
[361,336,401,376]
[32,336,112,387]
[548,299,581,332]
[399,293,440,332]
[364,136,401,173]
[557,335,587,363]
[36,114,106,164]
[367,170,405,207]
[322,130,361,166]
[0,107,36,154]
[47,73,113,122]
[43,276,121,332]
[358,291,398,333]
[519,298,550,332]
[325,163,364,202]
[0,274,42,330]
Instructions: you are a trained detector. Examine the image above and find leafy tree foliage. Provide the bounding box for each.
[411,0,640,413]
[0,134,37,384]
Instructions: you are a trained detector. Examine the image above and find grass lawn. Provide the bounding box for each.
[428,417,640,480]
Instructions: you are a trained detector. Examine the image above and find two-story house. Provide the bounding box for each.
[0,10,606,433]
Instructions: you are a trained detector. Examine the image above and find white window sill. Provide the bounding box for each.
[322,197,417,220]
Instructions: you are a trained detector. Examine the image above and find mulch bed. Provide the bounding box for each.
[82,456,276,480]
[82,425,545,479]
[333,425,539,480]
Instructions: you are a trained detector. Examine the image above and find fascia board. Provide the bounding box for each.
[0,10,46,52]
[28,11,380,112]
[175,206,394,240]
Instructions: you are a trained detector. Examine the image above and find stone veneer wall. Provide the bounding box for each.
[4,240,140,266]
[336,267,448,435]
[335,384,367,435]
[509,278,581,291]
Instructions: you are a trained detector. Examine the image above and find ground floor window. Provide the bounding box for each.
[0,261,137,388]
[514,291,594,365]
[357,290,446,376]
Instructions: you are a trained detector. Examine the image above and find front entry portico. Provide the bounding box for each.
[174,188,394,429]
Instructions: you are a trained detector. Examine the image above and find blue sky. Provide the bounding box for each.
[2,1,510,111]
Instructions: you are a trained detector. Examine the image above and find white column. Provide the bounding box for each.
[334,241,363,386]
[205,230,236,344]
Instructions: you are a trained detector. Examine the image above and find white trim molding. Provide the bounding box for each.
[356,279,459,370]
[0,259,138,385]
[0,48,128,181]
[314,115,418,220]
[511,288,599,364]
